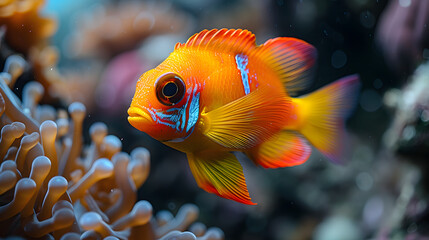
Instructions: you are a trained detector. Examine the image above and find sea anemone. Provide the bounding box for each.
[0,55,224,239]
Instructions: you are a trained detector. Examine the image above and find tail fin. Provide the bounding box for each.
[297,75,360,163]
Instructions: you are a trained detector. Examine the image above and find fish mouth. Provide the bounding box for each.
[127,107,153,127]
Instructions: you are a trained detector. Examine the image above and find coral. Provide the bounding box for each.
[0,54,224,239]
[21,0,195,111]
[383,61,429,156]
[68,1,194,58]
[0,0,93,106]
[27,41,103,110]
[0,0,97,108]
[0,0,57,53]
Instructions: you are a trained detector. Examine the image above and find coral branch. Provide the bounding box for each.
[0,178,36,221]
[60,102,85,179]
[85,122,107,170]
[38,176,68,221]
[105,152,136,222]
[3,55,26,88]
[0,75,39,133]
[22,81,44,118]
[111,200,153,231]
[0,160,20,179]
[0,170,17,194]
[156,204,199,238]
[40,120,58,179]
[0,122,25,160]
[68,159,113,202]
[129,147,150,189]
[158,231,196,240]
[79,212,127,239]
[22,156,51,217]
[15,132,39,173]
[0,12,223,237]
[24,207,75,237]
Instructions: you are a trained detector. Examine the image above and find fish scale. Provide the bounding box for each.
[128,29,360,205]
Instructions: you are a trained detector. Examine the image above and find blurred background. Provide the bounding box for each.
[15,0,429,239]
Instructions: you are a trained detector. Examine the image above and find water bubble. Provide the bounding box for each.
[352,0,370,7]
[399,0,411,7]
[168,202,176,210]
[246,216,267,233]
[423,48,429,59]
[363,197,384,227]
[360,11,375,28]
[331,50,347,68]
[417,200,427,214]
[314,215,362,240]
[360,89,382,112]
[421,110,429,122]
[373,78,383,89]
[295,1,317,25]
[333,32,344,44]
[323,29,328,36]
[355,172,373,191]
[407,222,418,233]
[402,125,416,141]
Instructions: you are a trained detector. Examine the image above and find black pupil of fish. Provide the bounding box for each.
[162,81,178,98]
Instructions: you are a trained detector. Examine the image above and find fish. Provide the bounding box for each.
[128,29,360,205]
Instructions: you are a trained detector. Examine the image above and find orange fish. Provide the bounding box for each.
[128,29,359,205]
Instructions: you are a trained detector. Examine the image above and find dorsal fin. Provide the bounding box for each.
[254,37,317,96]
[175,29,317,96]
[175,29,256,54]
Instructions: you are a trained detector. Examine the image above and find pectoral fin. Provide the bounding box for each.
[199,87,289,149]
[187,151,255,205]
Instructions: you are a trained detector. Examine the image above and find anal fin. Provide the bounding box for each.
[187,151,256,205]
[247,131,311,168]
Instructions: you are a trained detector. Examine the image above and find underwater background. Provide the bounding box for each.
[0,0,428,239]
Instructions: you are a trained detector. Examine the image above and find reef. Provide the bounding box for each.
[383,61,429,157]
[3,0,427,239]
[0,0,56,53]
[68,1,193,59]
[0,0,223,239]
[0,54,224,240]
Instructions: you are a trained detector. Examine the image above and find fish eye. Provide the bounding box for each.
[155,73,185,106]
[162,82,178,98]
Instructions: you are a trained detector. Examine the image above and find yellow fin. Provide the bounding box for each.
[247,131,311,168]
[187,151,255,205]
[297,75,360,163]
[200,87,289,149]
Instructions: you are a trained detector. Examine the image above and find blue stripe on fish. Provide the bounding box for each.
[235,54,250,95]
[147,84,200,134]
[181,101,189,130]
[187,86,200,132]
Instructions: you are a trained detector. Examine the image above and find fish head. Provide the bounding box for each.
[128,66,201,142]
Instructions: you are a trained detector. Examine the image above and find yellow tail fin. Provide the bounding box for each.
[297,75,360,163]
